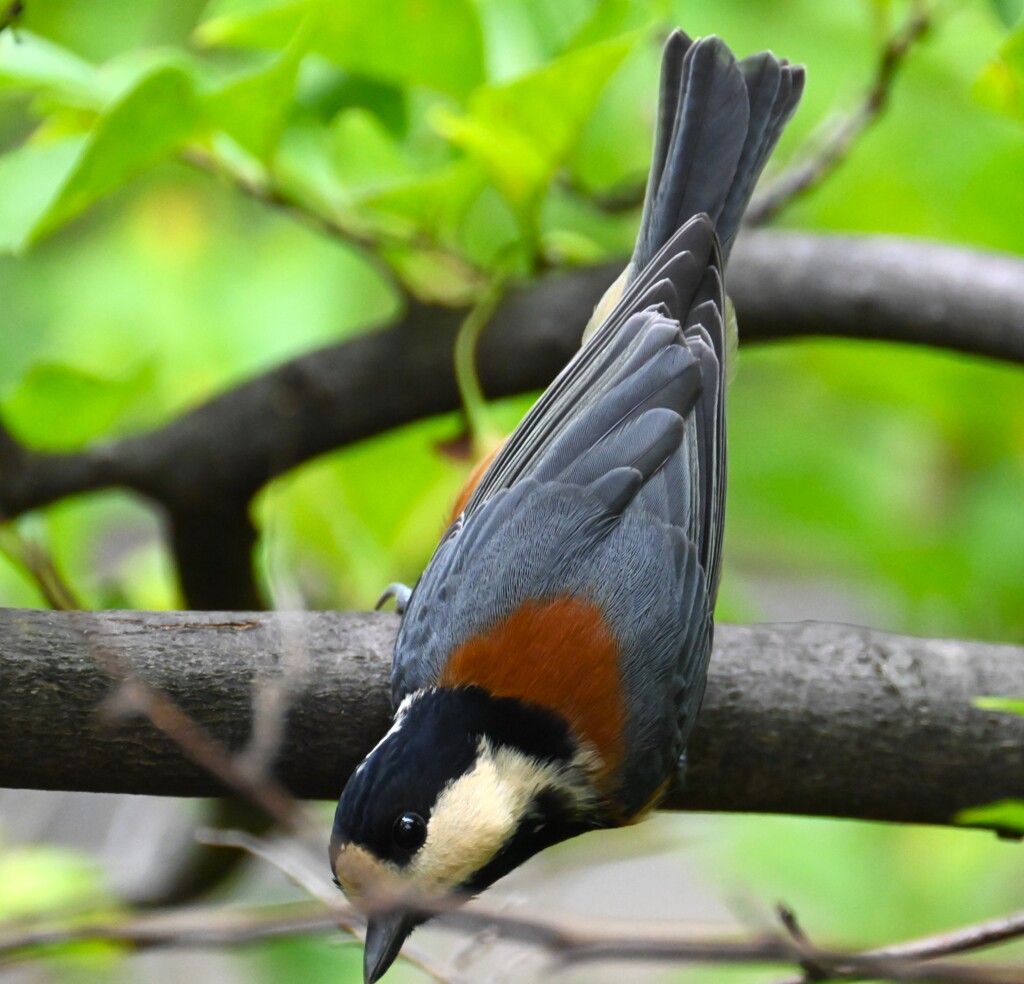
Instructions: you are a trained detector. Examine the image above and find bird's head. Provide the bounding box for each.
[330,686,601,982]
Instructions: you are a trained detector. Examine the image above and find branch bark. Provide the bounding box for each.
[2,609,1022,830]
[1,233,1022,609]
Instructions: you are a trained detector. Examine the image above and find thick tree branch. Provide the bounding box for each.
[1,233,1022,608]
[2,609,1022,829]
[728,233,1024,361]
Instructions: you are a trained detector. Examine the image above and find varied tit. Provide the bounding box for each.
[331,29,804,983]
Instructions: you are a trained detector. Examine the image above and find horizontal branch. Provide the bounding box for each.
[2,233,1022,523]
[728,232,1024,360]
[1,232,1022,608]
[2,609,1022,829]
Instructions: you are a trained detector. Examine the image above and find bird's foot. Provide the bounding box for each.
[375,582,412,615]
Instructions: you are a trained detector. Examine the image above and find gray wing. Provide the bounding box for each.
[460,214,726,598]
[393,217,726,728]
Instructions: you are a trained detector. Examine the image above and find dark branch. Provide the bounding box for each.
[2,609,1022,830]
[728,232,1024,362]
[1,233,1022,608]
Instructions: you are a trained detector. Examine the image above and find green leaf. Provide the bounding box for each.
[974,696,1024,716]
[567,0,660,50]
[991,0,1024,28]
[434,34,634,221]
[330,108,411,190]
[32,65,202,238]
[956,799,1024,832]
[0,844,109,918]
[196,0,302,47]
[0,137,86,253]
[975,24,1024,120]
[0,30,106,106]
[2,361,154,449]
[198,0,485,99]
[360,161,486,244]
[203,23,310,161]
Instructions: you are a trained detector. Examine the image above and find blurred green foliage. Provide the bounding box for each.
[1,0,1022,980]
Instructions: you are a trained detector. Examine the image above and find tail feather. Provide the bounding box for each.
[631,31,804,274]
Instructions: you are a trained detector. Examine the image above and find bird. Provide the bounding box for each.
[331,29,804,984]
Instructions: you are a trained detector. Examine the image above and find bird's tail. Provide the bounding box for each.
[582,31,802,343]
[631,30,804,274]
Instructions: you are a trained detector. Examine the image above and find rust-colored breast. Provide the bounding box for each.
[439,596,625,784]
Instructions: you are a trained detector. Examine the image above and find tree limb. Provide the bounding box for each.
[1,233,1022,608]
[728,232,1024,362]
[2,609,1022,830]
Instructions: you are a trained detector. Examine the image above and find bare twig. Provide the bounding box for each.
[0,903,342,964]
[869,908,1024,962]
[180,147,485,299]
[3,860,1024,984]
[0,522,80,610]
[778,904,830,981]
[774,906,1024,984]
[747,3,932,226]
[202,829,461,984]
[5,887,1021,984]
[198,828,339,909]
[237,611,311,779]
[100,676,308,833]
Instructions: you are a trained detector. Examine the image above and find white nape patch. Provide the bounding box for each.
[353,692,421,779]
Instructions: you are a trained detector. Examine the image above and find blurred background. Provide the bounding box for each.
[1,0,1023,981]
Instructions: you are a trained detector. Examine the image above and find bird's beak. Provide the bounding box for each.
[363,910,418,984]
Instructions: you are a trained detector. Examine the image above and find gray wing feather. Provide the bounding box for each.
[633,32,805,269]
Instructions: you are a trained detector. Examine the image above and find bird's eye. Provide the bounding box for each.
[392,812,427,852]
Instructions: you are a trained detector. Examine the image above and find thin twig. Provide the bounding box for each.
[198,828,339,909]
[204,828,461,984]
[180,147,485,299]
[3,869,1024,984]
[236,611,311,779]
[0,903,342,964]
[424,900,1024,983]
[869,908,1024,961]
[778,903,830,981]
[100,676,308,834]
[0,523,80,610]
[180,146,400,290]
[747,2,932,226]
[772,904,1024,984]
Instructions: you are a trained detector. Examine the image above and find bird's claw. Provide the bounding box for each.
[375,582,412,615]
